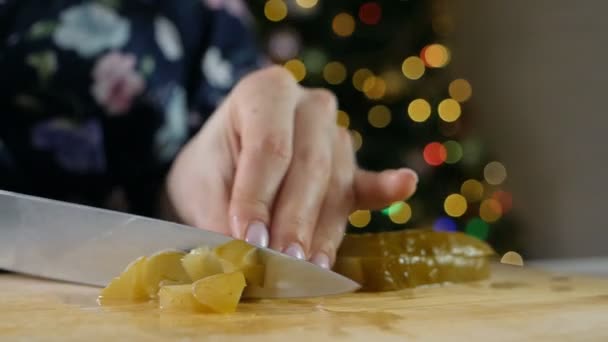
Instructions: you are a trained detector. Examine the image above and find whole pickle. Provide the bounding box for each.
[334,229,495,291]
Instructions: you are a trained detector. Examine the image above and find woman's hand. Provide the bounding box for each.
[166,66,418,269]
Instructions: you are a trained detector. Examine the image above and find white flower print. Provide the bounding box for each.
[202,46,234,89]
[155,85,188,162]
[91,52,145,115]
[203,0,251,21]
[154,16,183,61]
[53,3,129,58]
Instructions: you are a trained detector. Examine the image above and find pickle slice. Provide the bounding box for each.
[181,246,223,281]
[159,284,207,312]
[213,240,265,287]
[334,229,495,291]
[192,271,247,313]
[142,250,190,297]
[99,256,148,301]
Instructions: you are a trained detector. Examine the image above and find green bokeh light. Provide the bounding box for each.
[465,217,489,240]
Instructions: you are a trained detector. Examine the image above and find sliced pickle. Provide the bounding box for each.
[213,240,265,287]
[334,229,495,291]
[142,250,190,297]
[159,284,206,312]
[99,256,148,301]
[192,271,247,313]
[181,246,223,281]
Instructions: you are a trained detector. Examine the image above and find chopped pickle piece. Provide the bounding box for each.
[500,251,524,266]
[213,240,265,287]
[334,229,495,291]
[142,250,190,297]
[181,247,223,281]
[99,256,148,301]
[192,271,247,313]
[159,284,206,312]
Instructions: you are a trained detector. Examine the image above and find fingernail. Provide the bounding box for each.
[245,221,269,248]
[283,243,305,260]
[401,168,419,184]
[311,252,330,269]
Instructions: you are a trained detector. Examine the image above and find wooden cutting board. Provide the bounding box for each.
[1,264,607,341]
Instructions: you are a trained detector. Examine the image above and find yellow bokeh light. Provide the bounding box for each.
[423,44,450,68]
[332,13,355,37]
[480,199,502,223]
[323,61,347,85]
[350,130,363,151]
[349,209,371,228]
[363,76,386,99]
[337,110,350,128]
[283,59,306,82]
[444,194,468,217]
[438,98,461,122]
[353,68,373,91]
[460,179,484,203]
[449,79,473,103]
[401,56,425,80]
[382,70,407,98]
[264,0,287,22]
[368,105,391,128]
[388,201,412,224]
[408,99,431,123]
[295,0,318,9]
[484,161,507,185]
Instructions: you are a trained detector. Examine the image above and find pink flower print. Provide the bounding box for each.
[203,0,251,21]
[91,52,145,115]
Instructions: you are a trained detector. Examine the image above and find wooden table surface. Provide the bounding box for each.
[1,264,608,341]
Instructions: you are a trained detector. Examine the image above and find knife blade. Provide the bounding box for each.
[0,190,359,298]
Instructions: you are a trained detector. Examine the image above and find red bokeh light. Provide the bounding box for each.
[492,191,513,213]
[423,142,447,166]
[359,2,382,25]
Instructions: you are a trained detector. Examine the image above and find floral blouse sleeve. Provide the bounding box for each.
[0,0,262,217]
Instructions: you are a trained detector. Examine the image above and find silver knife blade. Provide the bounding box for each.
[0,190,359,298]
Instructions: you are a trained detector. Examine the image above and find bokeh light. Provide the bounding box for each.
[337,110,350,128]
[444,194,468,217]
[349,209,371,228]
[283,59,306,82]
[480,198,502,223]
[460,179,484,203]
[461,138,483,167]
[387,201,412,224]
[408,99,431,123]
[449,79,472,102]
[465,217,489,240]
[295,0,318,9]
[368,105,391,128]
[332,13,356,37]
[323,61,347,85]
[492,190,513,213]
[438,98,461,122]
[350,130,363,151]
[358,2,382,25]
[382,70,407,98]
[443,140,463,164]
[363,76,386,99]
[423,142,447,166]
[421,43,450,68]
[401,56,425,80]
[433,216,457,232]
[352,68,373,91]
[484,161,507,185]
[268,30,301,61]
[301,48,327,74]
[265,0,288,22]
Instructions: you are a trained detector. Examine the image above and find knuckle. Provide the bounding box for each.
[257,133,293,164]
[297,148,331,180]
[261,66,299,89]
[229,196,271,219]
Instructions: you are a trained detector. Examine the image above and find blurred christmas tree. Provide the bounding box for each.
[248,0,520,253]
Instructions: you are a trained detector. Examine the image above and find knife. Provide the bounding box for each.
[0,190,359,298]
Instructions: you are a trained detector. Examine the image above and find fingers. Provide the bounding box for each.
[227,67,302,246]
[308,128,356,268]
[268,89,338,259]
[353,168,418,210]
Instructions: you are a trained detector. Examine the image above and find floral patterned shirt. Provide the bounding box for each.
[0,0,262,216]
